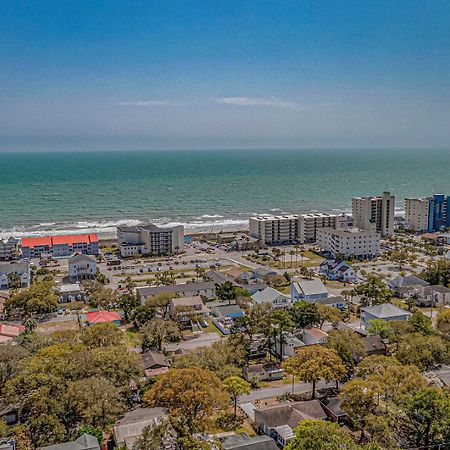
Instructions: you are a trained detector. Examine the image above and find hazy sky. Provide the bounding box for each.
[1,0,450,151]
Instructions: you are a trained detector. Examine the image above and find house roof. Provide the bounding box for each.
[0,323,24,338]
[59,283,82,294]
[227,267,244,278]
[322,397,347,418]
[22,234,98,248]
[361,303,410,319]
[389,275,429,289]
[39,433,99,450]
[292,279,328,297]
[304,326,328,340]
[137,281,215,298]
[69,253,96,264]
[361,335,387,353]
[245,362,283,374]
[113,407,169,448]
[141,350,169,369]
[314,295,346,306]
[251,287,288,305]
[86,310,121,324]
[420,285,450,295]
[170,296,204,308]
[255,400,326,429]
[206,270,237,286]
[221,433,278,450]
[0,262,30,274]
[211,304,244,318]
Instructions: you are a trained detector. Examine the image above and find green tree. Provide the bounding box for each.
[420,259,450,286]
[316,304,344,329]
[76,426,102,444]
[216,281,237,305]
[144,368,229,433]
[140,319,181,351]
[409,311,434,335]
[223,376,251,418]
[133,421,176,450]
[291,301,321,329]
[436,307,450,335]
[118,293,138,321]
[80,323,123,348]
[327,329,365,376]
[283,346,346,399]
[367,319,390,339]
[0,344,28,393]
[285,420,372,450]
[356,275,393,307]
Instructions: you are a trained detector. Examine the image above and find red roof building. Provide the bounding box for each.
[86,310,122,325]
[0,323,25,343]
[21,233,99,258]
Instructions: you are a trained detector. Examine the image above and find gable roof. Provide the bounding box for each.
[304,326,328,340]
[141,350,169,369]
[69,253,96,264]
[137,281,215,298]
[211,304,244,318]
[251,287,288,305]
[39,433,99,450]
[389,275,429,289]
[361,335,387,353]
[0,323,24,338]
[221,433,278,450]
[361,303,410,319]
[170,296,204,307]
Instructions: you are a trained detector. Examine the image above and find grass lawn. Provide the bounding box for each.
[36,318,80,334]
[203,320,224,335]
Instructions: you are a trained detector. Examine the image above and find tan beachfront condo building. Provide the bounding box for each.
[249,213,340,245]
[352,191,395,236]
[405,197,430,232]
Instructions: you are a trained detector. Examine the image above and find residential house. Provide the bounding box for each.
[21,234,99,258]
[0,238,19,261]
[403,284,450,306]
[113,407,170,449]
[58,283,86,303]
[141,350,170,377]
[314,296,347,310]
[210,304,244,327]
[221,433,278,450]
[290,278,328,303]
[39,433,100,450]
[0,324,24,344]
[360,304,411,329]
[252,267,277,281]
[360,335,387,358]
[0,262,31,288]
[206,270,238,287]
[251,287,290,309]
[388,275,429,296]
[302,326,328,345]
[242,283,268,295]
[243,362,284,383]
[68,253,97,281]
[274,333,305,359]
[421,233,446,246]
[319,259,357,283]
[137,281,216,304]
[320,397,347,423]
[226,267,244,279]
[169,296,209,320]
[86,310,121,326]
[254,400,327,447]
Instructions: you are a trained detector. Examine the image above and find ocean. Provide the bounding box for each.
[1,148,450,239]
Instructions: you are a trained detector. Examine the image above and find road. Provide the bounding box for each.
[238,379,333,403]
[163,332,221,352]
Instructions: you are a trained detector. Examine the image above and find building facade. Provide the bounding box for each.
[352,191,395,236]
[249,213,340,245]
[117,224,184,257]
[405,194,450,232]
[0,238,19,261]
[68,253,97,281]
[21,234,99,258]
[0,262,31,288]
[316,227,380,259]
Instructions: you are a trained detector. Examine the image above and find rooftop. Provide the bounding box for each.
[86,310,121,324]
[22,234,98,248]
[361,303,410,319]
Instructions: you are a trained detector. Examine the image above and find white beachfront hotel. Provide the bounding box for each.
[316,227,380,259]
[249,213,342,245]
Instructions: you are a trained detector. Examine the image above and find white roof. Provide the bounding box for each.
[293,279,328,296]
[59,283,82,293]
[251,287,288,304]
[361,303,410,319]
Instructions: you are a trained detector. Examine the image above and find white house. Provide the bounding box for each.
[302,327,328,345]
[290,278,328,303]
[319,259,357,283]
[360,303,411,329]
[0,262,31,289]
[251,287,291,309]
[59,283,87,303]
[68,253,97,281]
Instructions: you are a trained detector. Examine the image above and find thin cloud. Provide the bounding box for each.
[214,96,304,109]
[118,100,170,106]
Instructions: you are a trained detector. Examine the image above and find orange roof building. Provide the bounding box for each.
[86,310,122,325]
[21,233,99,258]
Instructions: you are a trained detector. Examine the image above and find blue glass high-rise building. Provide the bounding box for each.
[427,194,450,231]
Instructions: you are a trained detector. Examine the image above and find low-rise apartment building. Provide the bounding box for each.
[352,191,395,236]
[117,224,184,257]
[137,281,216,304]
[316,227,380,259]
[0,238,19,261]
[0,262,31,288]
[21,234,99,258]
[249,212,340,245]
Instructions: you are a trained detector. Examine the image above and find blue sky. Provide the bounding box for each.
[1,0,450,151]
